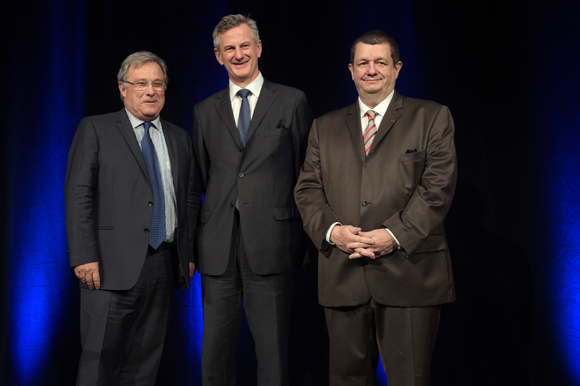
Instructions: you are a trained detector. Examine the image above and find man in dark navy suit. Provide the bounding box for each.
[192,14,313,386]
[65,51,200,386]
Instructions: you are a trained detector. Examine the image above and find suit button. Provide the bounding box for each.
[230,202,234,207]
[144,228,150,233]
[362,200,368,207]
[239,173,245,177]
[148,201,153,207]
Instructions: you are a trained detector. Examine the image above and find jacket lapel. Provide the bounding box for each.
[214,88,240,145]
[116,109,149,180]
[246,79,276,144]
[367,90,403,158]
[345,103,366,164]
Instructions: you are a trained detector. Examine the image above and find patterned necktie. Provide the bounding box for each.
[237,89,251,148]
[364,110,378,156]
[142,121,166,249]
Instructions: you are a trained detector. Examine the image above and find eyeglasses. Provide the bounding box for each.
[124,80,166,91]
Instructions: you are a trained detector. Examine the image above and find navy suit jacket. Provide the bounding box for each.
[192,79,313,275]
[65,109,200,290]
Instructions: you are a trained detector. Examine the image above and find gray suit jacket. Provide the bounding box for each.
[192,79,313,275]
[295,91,457,307]
[65,109,200,290]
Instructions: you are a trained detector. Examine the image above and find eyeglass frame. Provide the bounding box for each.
[122,80,166,91]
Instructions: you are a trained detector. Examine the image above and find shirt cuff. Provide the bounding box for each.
[326,222,342,245]
[386,228,402,249]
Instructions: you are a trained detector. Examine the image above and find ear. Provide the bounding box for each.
[256,40,262,58]
[214,48,224,66]
[394,61,403,79]
[348,63,354,81]
[118,82,128,98]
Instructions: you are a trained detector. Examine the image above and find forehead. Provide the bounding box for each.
[353,42,392,61]
[218,24,254,46]
[127,61,164,79]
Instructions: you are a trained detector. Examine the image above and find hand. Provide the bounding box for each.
[349,229,398,260]
[189,262,196,278]
[330,225,375,255]
[74,262,100,290]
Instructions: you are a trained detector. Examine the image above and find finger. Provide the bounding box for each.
[189,262,196,277]
[93,271,101,290]
[345,226,361,234]
[357,248,375,259]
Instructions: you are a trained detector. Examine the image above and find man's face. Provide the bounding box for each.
[214,23,262,88]
[348,43,402,107]
[118,61,166,121]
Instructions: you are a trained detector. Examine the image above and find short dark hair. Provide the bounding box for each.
[350,30,400,64]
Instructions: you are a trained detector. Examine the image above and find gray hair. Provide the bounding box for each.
[212,14,260,51]
[117,51,168,100]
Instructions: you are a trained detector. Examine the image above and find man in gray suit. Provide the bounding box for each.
[192,14,313,386]
[295,31,457,386]
[65,51,199,386]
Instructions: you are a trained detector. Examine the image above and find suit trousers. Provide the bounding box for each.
[325,300,441,386]
[201,210,293,386]
[76,245,175,386]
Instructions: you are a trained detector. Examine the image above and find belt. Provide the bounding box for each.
[148,241,175,254]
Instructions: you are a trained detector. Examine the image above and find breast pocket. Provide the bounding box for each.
[264,125,290,137]
[398,150,426,192]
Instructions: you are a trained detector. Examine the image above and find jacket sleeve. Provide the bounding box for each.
[294,118,341,256]
[64,117,100,268]
[383,105,457,255]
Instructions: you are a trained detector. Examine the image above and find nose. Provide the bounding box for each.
[233,47,245,61]
[367,62,377,75]
[145,82,156,95]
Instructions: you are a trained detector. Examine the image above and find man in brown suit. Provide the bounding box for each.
[294,30,457,386]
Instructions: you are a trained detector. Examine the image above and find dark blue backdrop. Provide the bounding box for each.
[2,0,579,385]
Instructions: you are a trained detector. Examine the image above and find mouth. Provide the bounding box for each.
[232,59,249,67]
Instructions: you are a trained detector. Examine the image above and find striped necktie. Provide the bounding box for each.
[364,110,378,156]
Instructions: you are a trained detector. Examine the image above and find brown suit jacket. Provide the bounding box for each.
[294,91,457,308]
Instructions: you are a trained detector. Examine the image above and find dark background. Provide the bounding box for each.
[2,0,579,385]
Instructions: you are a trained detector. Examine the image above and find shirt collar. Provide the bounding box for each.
[357,89,395,118]
[125,108,162,130]
[229,72,264,102]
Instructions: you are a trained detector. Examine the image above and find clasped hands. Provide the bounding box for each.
[330,225,397,260]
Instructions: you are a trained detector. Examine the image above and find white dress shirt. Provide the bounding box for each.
[228,72,264,123]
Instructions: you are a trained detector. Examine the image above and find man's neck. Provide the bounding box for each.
[230,73,259,89]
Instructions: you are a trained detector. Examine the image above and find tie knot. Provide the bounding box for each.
[143,121,152,131]
[237,89,251,99]
[366,110,377,120]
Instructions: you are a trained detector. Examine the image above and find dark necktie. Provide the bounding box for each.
[236,89,251,210]
[237,89,251,148]
[142,121,166,249]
